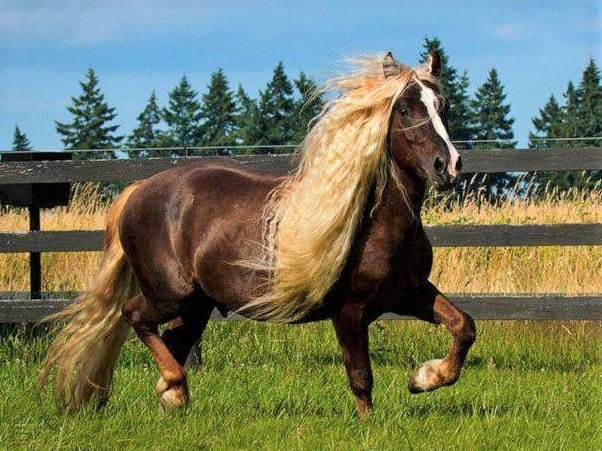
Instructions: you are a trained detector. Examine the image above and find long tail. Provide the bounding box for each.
[40,182,142,411]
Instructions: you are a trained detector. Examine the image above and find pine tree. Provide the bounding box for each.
[12,125,32,151]
[528,94,573,192]
[127,92,171,157]
[55,69,122,159]
[574,59,602,188]
[234,85,262,153]
[256,62,295,153]
[419,37,473,145]
[291,71,323,145]
[562,81,580,147]
[542,61,602,191]
[575,58,602,146]
[451,72,474,144]
[529,94,564,148]
[470,68,516,197]
[162,76,202,152]
[197,69,237,154]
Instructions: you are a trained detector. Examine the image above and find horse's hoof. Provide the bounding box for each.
[155,376,188,409]
[159,386,188,410]
[408,358,445,393]
[155,376,168,396]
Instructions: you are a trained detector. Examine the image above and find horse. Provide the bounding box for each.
[41,51,475,418]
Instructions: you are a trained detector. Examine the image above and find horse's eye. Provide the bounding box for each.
[398,106,409,117]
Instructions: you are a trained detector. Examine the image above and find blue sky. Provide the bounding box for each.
[0,0,599,150]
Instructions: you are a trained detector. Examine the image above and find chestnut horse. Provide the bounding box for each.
[42,51,475,417]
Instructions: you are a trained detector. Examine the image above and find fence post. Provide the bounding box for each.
[28,205,41,300]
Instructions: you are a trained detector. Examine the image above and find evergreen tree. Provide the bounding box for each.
[451,72,474,144]
[127,92,172,157]
[162,76,202,152]
[573,59,601,187]
[529,60,601,192]
[291,71,323,145]
[12,125,32,151]
[575,58,602,146]
[234,85,263,152]
[562,81,580,147]
[55,68,122,159]
[529,94,564,148]
[471,68,516,197]
[256,62,295,153]
[197,69,237,154]
[419,37,473,145]
[528,94,571,191]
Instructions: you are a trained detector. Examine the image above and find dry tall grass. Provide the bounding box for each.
[0,181,600,295]
[0,184,105,293]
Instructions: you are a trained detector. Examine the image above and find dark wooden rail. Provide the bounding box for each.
[1,295,600,323]
[0,147,601,184]
[1,148,601,322]
[0,223,601,253]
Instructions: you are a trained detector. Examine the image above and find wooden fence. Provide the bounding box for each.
[1,147,601,322]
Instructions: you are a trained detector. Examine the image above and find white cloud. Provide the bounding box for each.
[494,23,529,41]
[0,0,211,46]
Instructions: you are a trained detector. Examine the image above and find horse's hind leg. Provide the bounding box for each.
[122,294,191,409]
[161,298,213,375]
[407,281,476,393]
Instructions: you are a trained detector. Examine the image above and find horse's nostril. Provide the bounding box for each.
[456,156,463,172]
[434,156,445,173]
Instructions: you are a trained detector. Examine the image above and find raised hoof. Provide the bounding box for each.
[155,376,169,396]
[155,376,188,410]
[408,359,446,394]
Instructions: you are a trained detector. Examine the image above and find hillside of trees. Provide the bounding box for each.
[6,37,601,196]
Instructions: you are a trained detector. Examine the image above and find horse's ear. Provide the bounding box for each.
[383,52,403,78]
[426,51,442,77]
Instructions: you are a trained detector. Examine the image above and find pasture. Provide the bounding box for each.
[1,320,600,449]
[0,182,600,449]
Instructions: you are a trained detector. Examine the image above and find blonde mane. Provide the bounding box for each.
[241,55,437,322]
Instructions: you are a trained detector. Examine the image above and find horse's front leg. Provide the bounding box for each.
[332,304,373,419]
[407,281,476,393]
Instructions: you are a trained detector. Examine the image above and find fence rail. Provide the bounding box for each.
[0,223,601,254]
[0,147,601,184]
[1,295,599,323]
[1,148,601,322]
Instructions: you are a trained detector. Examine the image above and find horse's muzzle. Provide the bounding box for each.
[433,174,457,191]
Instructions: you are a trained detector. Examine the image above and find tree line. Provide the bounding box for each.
[53,63,322,160]
[8,37,601,194]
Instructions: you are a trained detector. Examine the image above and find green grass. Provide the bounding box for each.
[1,320,600,450]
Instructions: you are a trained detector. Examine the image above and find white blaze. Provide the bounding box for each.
[415,79,461,178]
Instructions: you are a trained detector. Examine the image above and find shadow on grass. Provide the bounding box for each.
[403,400,514,418]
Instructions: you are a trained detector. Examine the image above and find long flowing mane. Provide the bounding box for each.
[241,55,437,322]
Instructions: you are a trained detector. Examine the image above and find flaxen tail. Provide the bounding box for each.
[40,182,142,411]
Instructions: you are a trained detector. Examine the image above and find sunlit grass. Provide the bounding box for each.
[1,320,600,449]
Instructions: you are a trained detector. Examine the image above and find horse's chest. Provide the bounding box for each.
[352,222,432,295]
[383,224,433,294]
[404,227,433,282]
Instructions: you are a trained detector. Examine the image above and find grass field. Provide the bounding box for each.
[0,320,600,450]
[0,182,601,449]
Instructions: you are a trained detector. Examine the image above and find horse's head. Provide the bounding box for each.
[385,51,462,191]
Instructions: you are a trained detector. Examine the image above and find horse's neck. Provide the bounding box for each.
[383,166,426,219]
